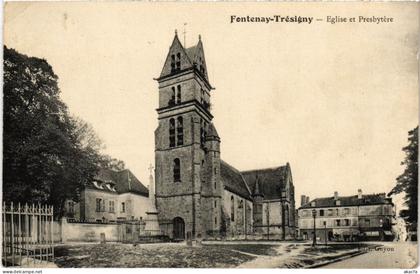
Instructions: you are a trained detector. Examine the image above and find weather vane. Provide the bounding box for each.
[183,23,187,47]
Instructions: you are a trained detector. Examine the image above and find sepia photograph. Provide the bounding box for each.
[2,1,419,270]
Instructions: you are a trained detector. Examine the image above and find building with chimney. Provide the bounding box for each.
[297,189,395,241]
[64,168,150,223]
[153,31,296,240]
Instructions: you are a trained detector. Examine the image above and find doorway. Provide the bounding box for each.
[173,217,185,240]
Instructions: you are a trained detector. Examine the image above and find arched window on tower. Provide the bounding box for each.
[230,196,235,221]
[177,116,184,146]
[284,204,289,226]
[171,54,176,72]
[169,87,176,106]
[176,53,181,70]
[169,118,175,148]
[200,119,205,145]
[176,85,181,104]
[173,158,181,182]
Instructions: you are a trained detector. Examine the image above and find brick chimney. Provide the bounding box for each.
[334,191,338,200]
[301,195,306,206]
[358,189,362,199]
[306,196,310,204]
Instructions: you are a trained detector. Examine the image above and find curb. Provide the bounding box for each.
[305,250,369,268]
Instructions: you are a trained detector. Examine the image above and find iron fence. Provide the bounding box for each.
[2,202,54,267]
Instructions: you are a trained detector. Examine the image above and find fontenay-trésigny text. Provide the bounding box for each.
[230,15,313,24]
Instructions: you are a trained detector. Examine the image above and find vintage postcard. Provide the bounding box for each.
[2,1,419,271]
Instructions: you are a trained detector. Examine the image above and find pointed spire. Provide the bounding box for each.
[198,34,201,41]
[175,29,178,36]
[205,123,220,141]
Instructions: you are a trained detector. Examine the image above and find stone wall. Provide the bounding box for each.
[60,219,119,243]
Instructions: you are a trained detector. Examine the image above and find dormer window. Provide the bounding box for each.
[335,200,341,206]
[93,181,104,189]
[311,201,316,207]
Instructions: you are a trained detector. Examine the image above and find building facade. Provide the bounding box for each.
[65,168,150,223]
[298,189,395,241]
[242,165,296,240]
[154,32,296,240]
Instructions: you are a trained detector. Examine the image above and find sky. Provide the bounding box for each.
[4,2,418,210]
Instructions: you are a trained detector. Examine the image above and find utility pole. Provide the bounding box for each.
[312,209,317,247]
[267,204,270,240]
[324,221,327,246]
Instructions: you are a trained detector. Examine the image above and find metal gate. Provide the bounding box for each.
[2,202,54,266]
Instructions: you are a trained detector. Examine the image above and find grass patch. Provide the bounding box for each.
[54,243,256,268]
[208,244,279,256]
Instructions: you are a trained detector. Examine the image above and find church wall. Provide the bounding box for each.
[156,195,194,238]
[158,74,211,110]
[199,197,220,238]
[158,74,197,109]
[155,113,195,151]
[222,189,253,238]
[155,148,195,196]
[251,200,295,239]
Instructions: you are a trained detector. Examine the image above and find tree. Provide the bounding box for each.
[389,126,418,230]
[3,46,104,217]
[100,155,126,171]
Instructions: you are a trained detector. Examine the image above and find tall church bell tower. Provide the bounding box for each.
[154,31,221,240]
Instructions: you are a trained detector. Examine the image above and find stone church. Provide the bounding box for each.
[154,31,296,240]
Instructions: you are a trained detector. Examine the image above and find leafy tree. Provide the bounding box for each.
[100,155,126,171]
[3,46,105,217]
[389,126,418,230]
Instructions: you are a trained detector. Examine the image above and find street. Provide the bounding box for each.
[323,241,418,269]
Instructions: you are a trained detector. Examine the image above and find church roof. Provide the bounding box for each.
[185,46,198,63]
[299,193,393,209]
[241,165,290,200]
[88,168,149,197]
[220,160,252,200]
